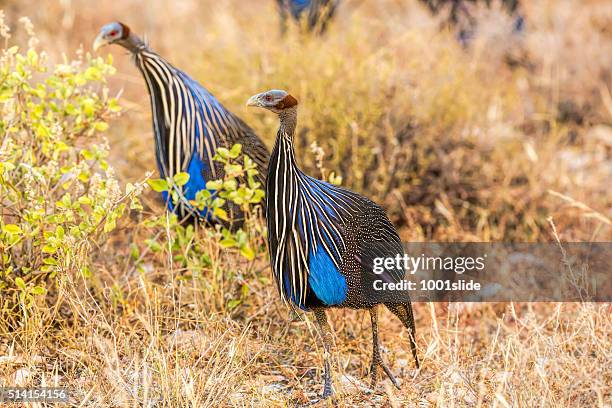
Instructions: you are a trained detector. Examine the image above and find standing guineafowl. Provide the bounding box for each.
[247,90,419,398]
[93,23,269,226]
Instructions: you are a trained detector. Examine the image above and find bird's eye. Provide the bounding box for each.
[110,30,118,36]
[265,95,272,101]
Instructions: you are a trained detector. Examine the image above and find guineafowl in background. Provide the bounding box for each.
[93,22,269,226]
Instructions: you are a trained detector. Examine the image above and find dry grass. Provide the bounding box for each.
[1,0,611,406]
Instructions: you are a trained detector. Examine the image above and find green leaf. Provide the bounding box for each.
[43,257,58,266]
[81,97,95,117]
[227,299,242,310]
[108,98,122,112]
[216,147,230,159]
[147,178,169,192]
[31,286,46,296]
[42,245,57,254]
[206,180,223,190]
[229,143,242,158]
[55,225,65,239]
[2,224,22,235]
[93,121,109,132]
[15,277,26,291]
[220,238,237,248]
[130,244,140,260]
[104,218,116,232]
[78,196,92,205]
[146,239,162,252]
[225,164,243,175]
[84,66,102,81]
[240,245,255,261]
[223,179,238,191]
[173,172,190,186]
[213,207,228,221]
[195,189,212,200]
[81,266,92,278]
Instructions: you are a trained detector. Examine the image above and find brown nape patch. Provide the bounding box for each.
[275,94,298,109]
[118,22,131,39]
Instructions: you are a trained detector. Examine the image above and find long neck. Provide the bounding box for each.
[266,107,300,215]
[279,106,297,138]
[269,106,299,183]
[132,47,183,178]
[118,32,146,54]
[266,106,302,286]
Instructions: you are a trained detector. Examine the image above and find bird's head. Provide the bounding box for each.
[246,90,298,114]
[93,22,131,51]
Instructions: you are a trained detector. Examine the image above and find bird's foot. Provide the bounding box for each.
[321,377,334,399]
[370,359,400,390]
[380,360,401,390]
[369,362,378,389]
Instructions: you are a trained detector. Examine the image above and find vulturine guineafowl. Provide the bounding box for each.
[421,0,524,44]
[93,22,269,226]
[247,90,419,398]
[277,0,338,34]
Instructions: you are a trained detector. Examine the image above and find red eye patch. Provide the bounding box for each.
[110,30,118,36]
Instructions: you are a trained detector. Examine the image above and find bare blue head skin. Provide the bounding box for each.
[93,22,143,53]
[246,90,298,114]
[247,89,299,136]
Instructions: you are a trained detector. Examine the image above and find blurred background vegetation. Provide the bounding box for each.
[0,0,610,406]
[5,0,610,242]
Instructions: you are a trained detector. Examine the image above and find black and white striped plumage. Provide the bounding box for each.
[266,130,405,310]
[247,90,419,397]
[94,22,269,224]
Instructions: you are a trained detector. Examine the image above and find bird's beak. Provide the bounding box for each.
[246,95,260,107]
[92,33,108,52]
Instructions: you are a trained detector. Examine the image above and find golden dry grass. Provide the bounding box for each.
[1,0,611,406]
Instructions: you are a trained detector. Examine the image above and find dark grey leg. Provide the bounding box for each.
[385,303,420,369]
[369,306,401,389]
[313,308,334,399]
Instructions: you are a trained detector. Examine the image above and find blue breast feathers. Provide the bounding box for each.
[301,177,349,305]
[162,150,214,220]
[308,243,347,305]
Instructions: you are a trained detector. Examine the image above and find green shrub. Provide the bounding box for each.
[144,144,267,313]
[0,20,143,323]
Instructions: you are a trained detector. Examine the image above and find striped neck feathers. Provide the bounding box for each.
[133,48,183,179]
[273,106,298,164]
[268,105,300,188]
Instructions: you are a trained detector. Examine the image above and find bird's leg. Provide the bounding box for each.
[313,308,334,399]
[368,306,379,383]
[369,306,401,390]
